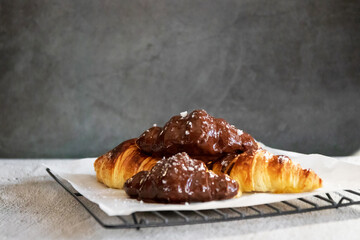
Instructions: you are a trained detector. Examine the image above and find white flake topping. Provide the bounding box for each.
[185,130,190,135]
[180,111,188,118]
[278,155,290,162]
[237,129,243,135]
[153,123,157,127]
[264,151,273,160]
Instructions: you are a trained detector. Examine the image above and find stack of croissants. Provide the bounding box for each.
[94,109,322,203]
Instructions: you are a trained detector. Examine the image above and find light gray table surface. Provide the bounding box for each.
[1,156,360,240]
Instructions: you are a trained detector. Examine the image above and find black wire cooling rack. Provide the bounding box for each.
[46,168,360,229]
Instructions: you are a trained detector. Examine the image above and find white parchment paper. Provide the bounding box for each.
[44,146,360,216]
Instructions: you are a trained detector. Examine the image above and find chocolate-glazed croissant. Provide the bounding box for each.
[94,139,159,189]
[212,149,322,193]
[124,152,240,203]
[94,109,323,203]
[136,109,259,163]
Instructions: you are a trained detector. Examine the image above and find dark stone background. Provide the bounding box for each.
[1,0,359,158]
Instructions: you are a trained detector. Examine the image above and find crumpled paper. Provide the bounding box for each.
[44,145,360,216]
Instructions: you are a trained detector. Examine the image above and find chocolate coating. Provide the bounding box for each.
[124,152,239,203]
[136,109,258,163]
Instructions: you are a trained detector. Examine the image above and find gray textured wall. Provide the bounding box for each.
[1,0,359,158]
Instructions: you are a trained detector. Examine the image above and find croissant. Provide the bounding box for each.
[94,139,159,189]
[212,149,322,193]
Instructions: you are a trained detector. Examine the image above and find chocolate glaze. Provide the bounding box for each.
[124,152,239,203]
[136,109,258,163]
[219,153,239,174]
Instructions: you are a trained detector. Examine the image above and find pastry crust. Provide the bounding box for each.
[94,139,159,189]
[95,141,322,193]
[212,149,322,193]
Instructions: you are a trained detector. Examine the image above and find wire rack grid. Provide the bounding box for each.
[46,168,360,229]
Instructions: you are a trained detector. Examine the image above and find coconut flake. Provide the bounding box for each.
[180,111,188,118]
[264,151,273,160]
[153,123,157,127]
[185,130,190,135]
[237,129,243,135]
[278,155,290,162]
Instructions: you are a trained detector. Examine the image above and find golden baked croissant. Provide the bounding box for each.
[212,149,322,193]
[94,139,159,189]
